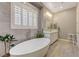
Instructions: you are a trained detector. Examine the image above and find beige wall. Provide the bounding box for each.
[53,7,76,38]
[0,2,39,56]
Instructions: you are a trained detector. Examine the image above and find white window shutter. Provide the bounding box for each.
[28,12,33,27]
[15,6,21,25]
[22,9,28,26]
[12,3,38,29]
[33,13,38,27]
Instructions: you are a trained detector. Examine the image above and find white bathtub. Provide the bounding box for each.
[10,38,50,57]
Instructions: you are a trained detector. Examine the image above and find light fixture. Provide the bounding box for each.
[46,12,52,17]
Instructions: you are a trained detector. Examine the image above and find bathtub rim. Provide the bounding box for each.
[10,38,50,56]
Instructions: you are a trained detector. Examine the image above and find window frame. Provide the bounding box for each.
[11,2,39,29]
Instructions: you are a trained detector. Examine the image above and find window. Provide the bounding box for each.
[22,9,28,26]
[33,13,38,27]
[11,3,38,29]
[15,6,21,25]
[28,11,33,26]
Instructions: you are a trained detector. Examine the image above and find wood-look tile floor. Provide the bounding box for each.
[47,39,79,57]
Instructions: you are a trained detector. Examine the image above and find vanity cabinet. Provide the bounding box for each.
[44,29,58,45]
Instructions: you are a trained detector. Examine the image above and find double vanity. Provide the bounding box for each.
[44,29,58,45]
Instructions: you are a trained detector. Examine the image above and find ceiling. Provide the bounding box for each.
[42,2,77,13]
[30,2,43,9]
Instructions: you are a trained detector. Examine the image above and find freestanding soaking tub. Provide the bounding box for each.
[10,38,50,57]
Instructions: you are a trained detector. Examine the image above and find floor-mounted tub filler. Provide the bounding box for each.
[10,38,50,57]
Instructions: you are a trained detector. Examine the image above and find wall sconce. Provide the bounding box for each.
[46,12,52,17]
